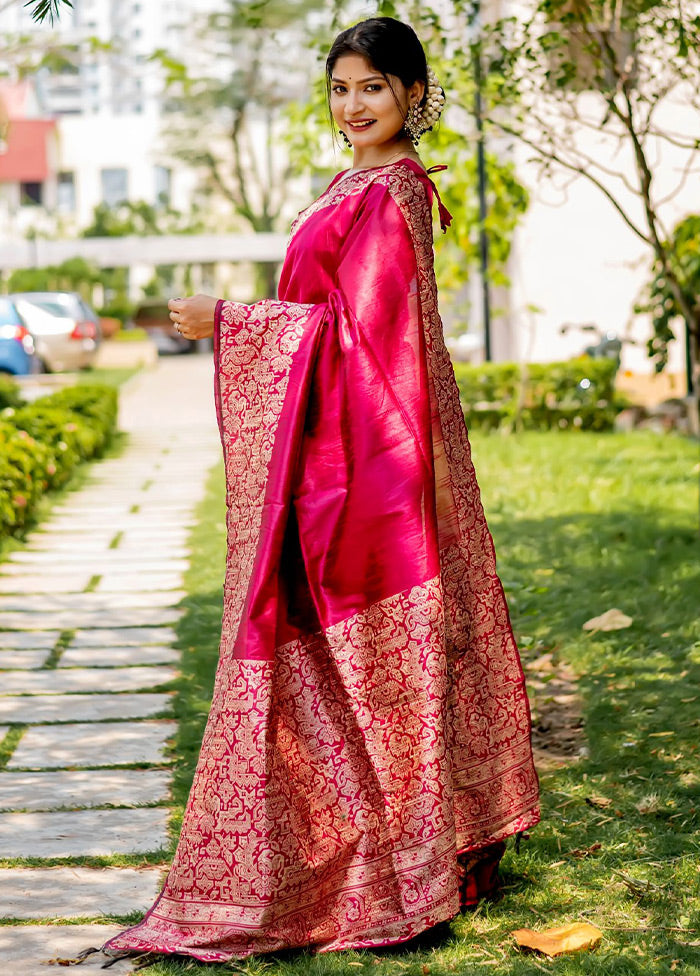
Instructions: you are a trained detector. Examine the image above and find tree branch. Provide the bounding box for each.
[491,118,651,244]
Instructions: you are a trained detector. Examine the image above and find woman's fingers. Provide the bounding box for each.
[166,295,215,339]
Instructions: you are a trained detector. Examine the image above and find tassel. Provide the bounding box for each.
[515,830,531,853]
[101,952,133,969]
[424,166,453,233]
[48,946,101,966]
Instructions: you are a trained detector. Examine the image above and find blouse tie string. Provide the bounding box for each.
[425,164,453,233]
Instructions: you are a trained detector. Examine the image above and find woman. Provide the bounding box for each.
[102,16,539,965]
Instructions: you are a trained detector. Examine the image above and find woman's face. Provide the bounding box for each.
[329,53,423,151]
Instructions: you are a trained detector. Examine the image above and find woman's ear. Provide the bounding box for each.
[409,79,426,106]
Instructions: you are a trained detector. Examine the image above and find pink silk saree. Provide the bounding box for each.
[104,158,539,962]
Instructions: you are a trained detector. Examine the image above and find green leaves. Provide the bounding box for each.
[0,384,117,538]
[24,0,72,25]
[452,358,622,431]
[636,215,700,373]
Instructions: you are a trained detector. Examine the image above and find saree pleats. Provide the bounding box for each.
[103,160,539,963]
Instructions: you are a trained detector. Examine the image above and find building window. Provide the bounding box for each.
[57,171,76,212]
[100,167,128,206]
[154,165,171,207]
[20,182,43,206]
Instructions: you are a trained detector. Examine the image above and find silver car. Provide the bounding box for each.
[10,292,100,372]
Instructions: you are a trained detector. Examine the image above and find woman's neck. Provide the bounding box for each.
[351,138,418,171]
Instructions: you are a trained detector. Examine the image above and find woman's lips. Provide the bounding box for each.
[346,120,376,129]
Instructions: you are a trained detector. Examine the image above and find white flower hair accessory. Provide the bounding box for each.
[405,66,445,144]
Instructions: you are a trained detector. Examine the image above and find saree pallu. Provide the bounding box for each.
[104,159,539,962]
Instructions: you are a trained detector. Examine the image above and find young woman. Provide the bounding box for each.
[101,16,539,965]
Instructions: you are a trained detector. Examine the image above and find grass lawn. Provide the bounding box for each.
[122,431,700,973]
[75,366,141,387]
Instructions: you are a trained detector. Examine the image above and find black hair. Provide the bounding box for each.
[325,17,428,110]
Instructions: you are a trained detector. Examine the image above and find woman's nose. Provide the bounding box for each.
[346,89,364,113]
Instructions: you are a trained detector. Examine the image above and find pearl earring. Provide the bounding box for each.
[404,66,446,144]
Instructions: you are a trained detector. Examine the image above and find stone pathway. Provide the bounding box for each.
[0,356,221,973]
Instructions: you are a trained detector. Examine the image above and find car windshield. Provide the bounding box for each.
[22,298,72,317]
[0,298,21,326]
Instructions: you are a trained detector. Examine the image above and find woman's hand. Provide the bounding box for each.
[167,294,217,340]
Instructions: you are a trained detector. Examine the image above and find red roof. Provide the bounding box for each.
[0,119,56,182]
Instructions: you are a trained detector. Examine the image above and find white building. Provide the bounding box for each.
[0,0,223,117]
[0,0,227,240]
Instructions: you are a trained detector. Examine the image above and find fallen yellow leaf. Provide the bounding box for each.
[511,922,603,956]
[585,795,612,809]
[583,608,633,631]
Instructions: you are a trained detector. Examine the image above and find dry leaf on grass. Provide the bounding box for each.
[565,842,603,859]
[585,795,612,809]
[583,608,633,631]
[512,922,603,956]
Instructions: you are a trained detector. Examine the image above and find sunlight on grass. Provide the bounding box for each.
[148,431,700,976]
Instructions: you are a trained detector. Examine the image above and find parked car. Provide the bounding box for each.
[0,296,39,375]
[10,291,100,372]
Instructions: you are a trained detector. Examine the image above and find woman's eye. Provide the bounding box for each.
[332,86,346,94]
[366,84,381,92]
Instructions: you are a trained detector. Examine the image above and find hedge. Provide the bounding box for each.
[0,384,118,537]
[0,374,23,411]
[451,357,622,431]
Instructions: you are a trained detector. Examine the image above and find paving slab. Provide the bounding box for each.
[70,627,178,648]
[59,645,179,668]
[8,721,176,770]
[0,650,50,670]
[0,607,182,629]
[6,553,191,572]
[116,532,191,546]
[0,807,170,857]
[0,575,93,595]
[0,925,134,975]
[45,518,195,532]
[23,538,116,552]
[0,693,172,724]
[27,528,116,541]
[96,574,184,593]
[0,632,59,650]
[0,768,172,812]
[48,504,133,515]
[0,666,177,696]
[0,592,184,612]
[0,866,163,920]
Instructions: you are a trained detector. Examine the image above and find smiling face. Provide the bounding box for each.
[330,53,424,157]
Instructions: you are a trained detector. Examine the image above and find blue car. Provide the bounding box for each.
[0,297,37,375]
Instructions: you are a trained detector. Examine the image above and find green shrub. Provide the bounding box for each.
[0,384,118,537]
[451,357,622,431]
[44,384,118,435]
[0,374,23,410]
[0,421,53,533]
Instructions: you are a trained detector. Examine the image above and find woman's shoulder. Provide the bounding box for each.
[290,160,432,240]
[368,159,432,208]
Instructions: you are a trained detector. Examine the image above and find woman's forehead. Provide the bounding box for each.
[330,52,380,81]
